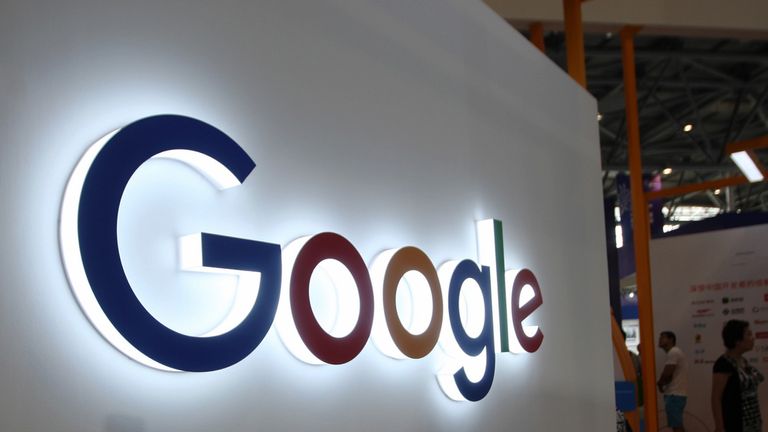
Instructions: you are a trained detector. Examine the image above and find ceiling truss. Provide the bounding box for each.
[537,32,768,218]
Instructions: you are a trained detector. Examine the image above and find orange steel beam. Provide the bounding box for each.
[563,0,587,87]
[620,25,659,432]
[611,312,640,432]
[646,175,748,201]
[529,22,546,53]
[644,134,768,200]
[725,134,768,154]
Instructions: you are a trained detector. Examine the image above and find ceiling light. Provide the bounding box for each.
[714,189,721,195]
[628,292,635,299]
[730,151,765,182]
[683,124,694,133]
[597,113,603,121]
[662,167,673,175]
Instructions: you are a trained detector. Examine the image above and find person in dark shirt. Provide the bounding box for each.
[711,319,765,432]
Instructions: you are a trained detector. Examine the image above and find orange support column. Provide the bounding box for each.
[620,26,659,432]
[611,312,641,432]
[563,0,587,87]
[529,22,546,53]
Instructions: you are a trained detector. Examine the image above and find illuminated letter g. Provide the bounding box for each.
[60,115,281,372]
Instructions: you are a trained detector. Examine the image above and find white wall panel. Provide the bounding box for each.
[651,224,768,431]
[0,1,612,430]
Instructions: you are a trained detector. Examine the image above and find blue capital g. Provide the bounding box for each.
[60,115,281,372]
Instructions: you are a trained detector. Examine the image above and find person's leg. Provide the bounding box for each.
[665,395,685,432]
[676,396,687,432]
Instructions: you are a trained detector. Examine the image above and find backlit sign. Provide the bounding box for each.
[60,115,544,402]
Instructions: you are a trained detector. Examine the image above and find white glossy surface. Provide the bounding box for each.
[0,0,612,430]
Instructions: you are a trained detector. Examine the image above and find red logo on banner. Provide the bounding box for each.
[756,332,768,340]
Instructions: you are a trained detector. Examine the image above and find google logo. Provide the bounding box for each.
[60,115,544,402]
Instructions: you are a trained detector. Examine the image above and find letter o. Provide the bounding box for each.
[290,232,374,365]
[381,247,442,358]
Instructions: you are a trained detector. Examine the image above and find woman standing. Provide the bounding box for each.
[711,319,765,432]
